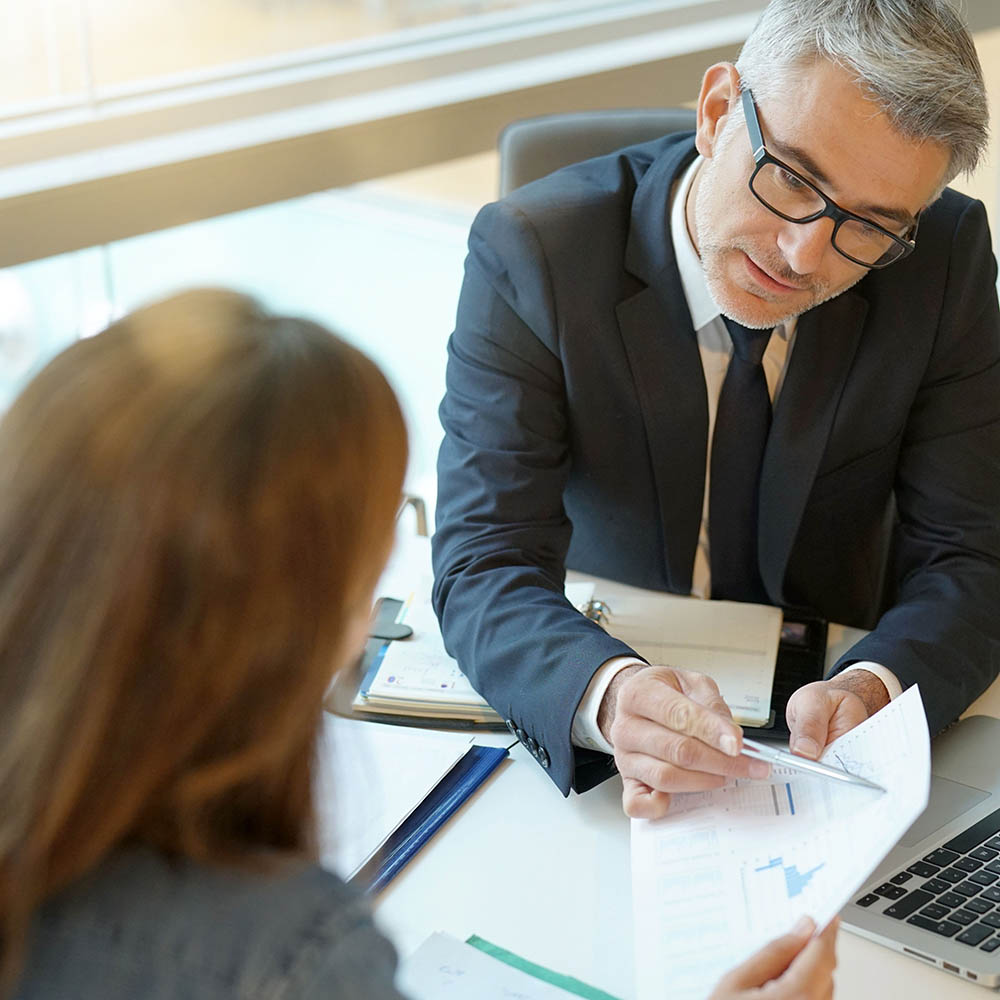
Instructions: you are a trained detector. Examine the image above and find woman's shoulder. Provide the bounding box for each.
[17,847,405,1000]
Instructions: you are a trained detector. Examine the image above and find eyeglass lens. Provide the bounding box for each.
[751,162,907,266]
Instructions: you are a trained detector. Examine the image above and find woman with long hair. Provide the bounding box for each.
[0,288,835,999]
[0,289,409,998]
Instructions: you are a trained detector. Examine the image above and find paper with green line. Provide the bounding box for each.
[466,935,621,1000]
[396,931,621,999]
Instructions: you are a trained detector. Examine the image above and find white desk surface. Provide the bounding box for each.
[357,537,1000,998]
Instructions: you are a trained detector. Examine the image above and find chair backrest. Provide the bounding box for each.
[497,108,697,196]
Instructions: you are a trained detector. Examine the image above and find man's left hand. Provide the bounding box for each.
[785,670,891,759]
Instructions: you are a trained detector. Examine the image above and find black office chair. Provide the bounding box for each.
[497,107,697,196]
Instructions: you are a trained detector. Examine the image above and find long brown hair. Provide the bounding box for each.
[0,289,407,987]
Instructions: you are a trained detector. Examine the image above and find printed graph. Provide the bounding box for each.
[753,856,825,898]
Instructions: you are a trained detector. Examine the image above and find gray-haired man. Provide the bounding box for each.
[434,0,999,818]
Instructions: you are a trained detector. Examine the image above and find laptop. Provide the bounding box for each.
[843,713,1000,987]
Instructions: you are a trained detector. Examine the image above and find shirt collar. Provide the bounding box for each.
[669,155,793,339]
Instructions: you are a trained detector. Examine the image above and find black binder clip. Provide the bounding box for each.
[368,597,413,641]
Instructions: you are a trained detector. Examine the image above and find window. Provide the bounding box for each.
[0,0,769,267]
[0,168,485,491]
[0,3,997,495]
[3,0,602,108]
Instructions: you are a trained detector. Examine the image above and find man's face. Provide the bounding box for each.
[688,59,951,329]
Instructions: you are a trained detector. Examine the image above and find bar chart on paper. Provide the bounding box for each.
[631,687,932,1000]
[751,855,825,898]
[665,773,802,821]
[735,827,840,939]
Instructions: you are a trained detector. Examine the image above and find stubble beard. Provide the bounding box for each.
[693,156,864,329]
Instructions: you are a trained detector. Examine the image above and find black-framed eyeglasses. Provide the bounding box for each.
[741,88,918,269]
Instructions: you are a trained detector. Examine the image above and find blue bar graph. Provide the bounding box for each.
[754,856,825,898]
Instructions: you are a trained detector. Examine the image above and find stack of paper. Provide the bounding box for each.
[630,686,931,1000]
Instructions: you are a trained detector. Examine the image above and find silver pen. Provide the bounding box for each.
[741,737,886,793]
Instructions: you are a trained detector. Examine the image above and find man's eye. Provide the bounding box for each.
[776,168,807,191]
[858,220,896,241]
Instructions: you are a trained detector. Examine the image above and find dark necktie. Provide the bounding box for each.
[709,317,774,602]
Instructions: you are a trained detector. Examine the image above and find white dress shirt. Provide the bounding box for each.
[570,156,901,754]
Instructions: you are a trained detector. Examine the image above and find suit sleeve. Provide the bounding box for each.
[432,200,638,795]
[833,199,1000,734]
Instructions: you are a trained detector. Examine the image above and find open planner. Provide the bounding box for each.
[354,587,506,724]
[573,576,783,727]
[353,570,783,728]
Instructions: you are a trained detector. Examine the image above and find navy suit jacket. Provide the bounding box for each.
[432,133,1000,796]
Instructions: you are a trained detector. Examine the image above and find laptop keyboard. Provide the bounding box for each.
[855,806,1000,953]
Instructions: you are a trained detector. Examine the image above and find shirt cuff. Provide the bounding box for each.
[570,655,645,754]
[836,661,903,701]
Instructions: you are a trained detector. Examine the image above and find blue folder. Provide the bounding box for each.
[350,743,509,894]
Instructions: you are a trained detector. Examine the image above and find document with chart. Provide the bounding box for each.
[631,686,930,1000]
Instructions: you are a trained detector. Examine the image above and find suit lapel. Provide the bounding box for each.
[758,291,868,601]
[613,135,868,602]
[616,290,707,593]
[616,138,706,593]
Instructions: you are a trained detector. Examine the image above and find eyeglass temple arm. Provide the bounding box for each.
[741,87,766,160]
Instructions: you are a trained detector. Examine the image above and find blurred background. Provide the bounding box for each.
[1,0,998,509]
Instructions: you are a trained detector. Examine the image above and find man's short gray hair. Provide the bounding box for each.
[735,0,988,181]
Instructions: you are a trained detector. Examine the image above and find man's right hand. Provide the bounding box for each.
[709,917,838,1000]
[600,664,770,818]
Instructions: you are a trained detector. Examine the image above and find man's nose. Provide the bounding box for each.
[775,217,834,275]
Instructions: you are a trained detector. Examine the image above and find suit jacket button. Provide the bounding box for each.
[526,736,538,755]
[505,719,517,736]
[516,728,527,744]
[538,747,550,768]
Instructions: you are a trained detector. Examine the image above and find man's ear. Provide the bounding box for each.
[695,63,741,160]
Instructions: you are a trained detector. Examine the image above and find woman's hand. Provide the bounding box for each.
[708,916,838,1000]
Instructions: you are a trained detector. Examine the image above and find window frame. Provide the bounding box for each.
[0,0,997,268]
